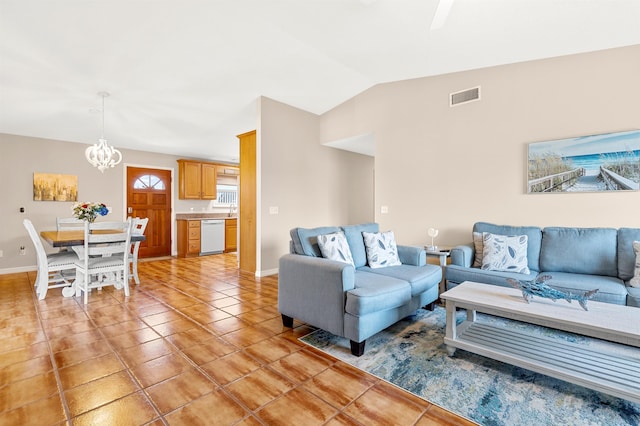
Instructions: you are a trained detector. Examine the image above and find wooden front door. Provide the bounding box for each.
[126,167,172,258]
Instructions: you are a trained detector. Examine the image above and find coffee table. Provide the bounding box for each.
[440,281,640,404]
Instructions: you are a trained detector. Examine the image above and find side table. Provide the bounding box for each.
[424,246,450,296]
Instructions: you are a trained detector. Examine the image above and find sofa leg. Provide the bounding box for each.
[350,340,366,357]
[424,301,436,311]
[281,314,293,327]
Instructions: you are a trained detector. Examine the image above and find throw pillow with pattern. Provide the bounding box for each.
[317,232,355,267]
[362,231,402,269]
[481,232,530,274]
[630,241,640,288]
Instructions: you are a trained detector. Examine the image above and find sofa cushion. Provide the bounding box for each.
[290,226,341,257]
[345,271,411,316]
[540,227,618,276]
[342,223,379,268]
[317,232,355,267]
[630,241,640,288]
[481,232,530,274]
[359,264,441,296]
[362,231,402,268]
[626,286,640,307]
[473,222,542,272]
[445,264,537,288]
[543,272,627,305]
[618,228,640,281]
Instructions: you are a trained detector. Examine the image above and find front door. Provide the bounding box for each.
[126,167,172,258]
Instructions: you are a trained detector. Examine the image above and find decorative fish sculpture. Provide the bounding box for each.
[506,275,598,311]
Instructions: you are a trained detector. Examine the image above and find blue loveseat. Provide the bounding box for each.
[445,222,640,307]
[278,223,442,356]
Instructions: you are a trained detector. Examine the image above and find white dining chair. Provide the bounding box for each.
[129,217,149,285]
[55,217,85,252]
[74,218,133,304]
[23,219,78,300]
[56,217,85,230]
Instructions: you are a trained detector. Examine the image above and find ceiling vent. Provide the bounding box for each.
[450,86,480,107]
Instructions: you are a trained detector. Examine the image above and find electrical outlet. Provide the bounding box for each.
[0,250,3,257]
[19,246,26,255]
[381,205,389,214]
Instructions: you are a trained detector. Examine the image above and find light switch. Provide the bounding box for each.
[269,206,279,215]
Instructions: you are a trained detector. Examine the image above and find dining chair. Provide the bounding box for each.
[55,217,85,252]
[56,217,85,230]
[74,218,133,304]
[23,219,78,300]
[129,217,149,285]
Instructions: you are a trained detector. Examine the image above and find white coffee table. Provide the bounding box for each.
[440,281,640,404]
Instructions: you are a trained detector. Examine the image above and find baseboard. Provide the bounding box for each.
[0,265,35,275]
[256,268,278,277]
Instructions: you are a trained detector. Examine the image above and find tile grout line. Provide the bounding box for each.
[28,272,73,424]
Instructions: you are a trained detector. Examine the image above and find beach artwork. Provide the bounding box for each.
[527,130,640,193]
[33,173,78,201]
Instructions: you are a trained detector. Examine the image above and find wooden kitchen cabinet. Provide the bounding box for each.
[225,218,237,252]
[177,160,217,200]
[177,219,201,257]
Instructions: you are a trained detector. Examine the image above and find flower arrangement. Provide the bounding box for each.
[72,202,109,222]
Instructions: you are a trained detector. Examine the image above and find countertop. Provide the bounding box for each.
[176,213,237,220]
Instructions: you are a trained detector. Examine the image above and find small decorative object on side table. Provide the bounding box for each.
[427,227,439,251]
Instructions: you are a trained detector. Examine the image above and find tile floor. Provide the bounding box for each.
[0,254,474,425]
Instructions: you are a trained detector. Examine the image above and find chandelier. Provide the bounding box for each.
[85,92,122,172]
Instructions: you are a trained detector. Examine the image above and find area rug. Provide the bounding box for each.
[300,306,640,426]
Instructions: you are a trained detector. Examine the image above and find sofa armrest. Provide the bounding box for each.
[450,243,474,268]
[278,254,355,337]
[397,245,426,266]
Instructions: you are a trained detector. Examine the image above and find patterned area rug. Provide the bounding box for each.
[300,306,640,426]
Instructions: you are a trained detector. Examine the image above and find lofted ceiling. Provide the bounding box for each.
[1,0,639,162]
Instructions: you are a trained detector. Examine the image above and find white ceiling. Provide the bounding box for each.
[1,0,639,162]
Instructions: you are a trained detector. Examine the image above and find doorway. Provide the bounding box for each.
[126,166,172,258]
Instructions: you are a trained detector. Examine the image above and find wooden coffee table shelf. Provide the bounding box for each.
[440,281,640,404]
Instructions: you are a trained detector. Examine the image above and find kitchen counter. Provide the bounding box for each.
[176,213,237,220]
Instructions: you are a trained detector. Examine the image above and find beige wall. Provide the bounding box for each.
[2,46,638,275]
[320,45,640,247]
[258,97,375,274]
[0,133,226,272]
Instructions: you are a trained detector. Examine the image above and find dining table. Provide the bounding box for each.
[40,230,146,247]
[40,229,146,297]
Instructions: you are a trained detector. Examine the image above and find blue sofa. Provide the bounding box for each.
[278,223,442,356]
[445,222,640,307]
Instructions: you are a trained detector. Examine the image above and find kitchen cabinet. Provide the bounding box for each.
[225,218,237,252]
[177,219,201,257]
[177,160,217,200]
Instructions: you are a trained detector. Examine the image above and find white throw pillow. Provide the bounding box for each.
[317,232,355,267]
[630,241,640,288]
[362,231,402,269]
[481,232,530,274]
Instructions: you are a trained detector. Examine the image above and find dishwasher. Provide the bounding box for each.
[200,219,225,254]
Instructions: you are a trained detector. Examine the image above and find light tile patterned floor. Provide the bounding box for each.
[0,254,474,425]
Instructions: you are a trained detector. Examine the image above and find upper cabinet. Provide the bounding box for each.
[177,160,218,200]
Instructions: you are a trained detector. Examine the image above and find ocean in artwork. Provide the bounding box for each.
[563,149,640,173]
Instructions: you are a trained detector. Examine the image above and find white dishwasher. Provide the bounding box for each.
[200,219,225,254]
